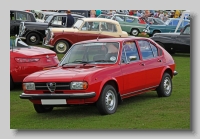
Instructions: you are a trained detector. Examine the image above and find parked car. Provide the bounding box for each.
[20,37,178,115]
[18,13,85,45]
[43,18,129,54]
[144,18,190,36]
[34,11,57,22]
[146,17,165,25]
[98,14,147,36]
[111,14,147,36]
[150,24,190,54]
[10,10,37,36]
[10,37,59,90]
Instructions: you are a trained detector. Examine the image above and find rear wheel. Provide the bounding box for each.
[54,40,70,54]
[96,85,118,115]
[130,28,139,36]
[157,73,172,97]
[33,104,53,113]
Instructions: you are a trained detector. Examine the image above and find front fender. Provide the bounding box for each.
[24,30,45,39]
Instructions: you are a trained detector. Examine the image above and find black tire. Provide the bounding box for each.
[33,104,53,113]
[96,85,118,115]
[130,28,139,36]
[54,40,70,54]
[10,75,14,90]
[152,30,160,36]
[156,73,172,97]
[26,32,40,45]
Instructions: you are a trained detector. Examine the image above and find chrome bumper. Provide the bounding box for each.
[19,92,96,99]
[173,71,178,76]
[42,38,54,48]
[19,37,26,40]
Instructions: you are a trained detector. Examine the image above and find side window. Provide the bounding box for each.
[16,12,28,21]
[121,41,140,63]
[183,26,190,34]
[125,17,135,23]
[168,20,173,26]
[172,20,179,26]
[183,21,189,26]
[50,16,66,25]
[113,15,125,22]
[10,11,15,20]
[81,21,99,31]
[149,43,158,57]
[100,22,117,32]
[137,40,154,60]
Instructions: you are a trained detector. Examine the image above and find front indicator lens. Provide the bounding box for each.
[23,83,35,91]
[70,82,88,90]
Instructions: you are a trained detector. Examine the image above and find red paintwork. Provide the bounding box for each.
[22,37,176,105]
[138,18,147,24]
[49,32,122,47]
[10,46,59,83]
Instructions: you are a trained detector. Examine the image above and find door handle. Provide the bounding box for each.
[157,59,162,62]
[140,63,145,66]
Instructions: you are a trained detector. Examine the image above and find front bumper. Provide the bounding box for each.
[42,38,54,48]
[173,71,178,76]
[19,92,96,99]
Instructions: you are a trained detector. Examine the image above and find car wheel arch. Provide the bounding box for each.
[160,67,173,82]
[26,30,44,41]
[98,78,122,104]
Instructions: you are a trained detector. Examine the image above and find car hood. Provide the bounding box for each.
[12,46,56,56]
[23,21,48,26]
[23,65,107,82]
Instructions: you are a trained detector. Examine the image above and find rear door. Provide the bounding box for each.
[137,40,164,88]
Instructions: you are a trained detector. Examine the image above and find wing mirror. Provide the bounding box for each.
[129,56,137,61]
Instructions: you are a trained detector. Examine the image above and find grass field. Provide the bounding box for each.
[10,43,190,130]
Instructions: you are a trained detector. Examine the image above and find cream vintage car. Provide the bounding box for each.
[43,18,129,54]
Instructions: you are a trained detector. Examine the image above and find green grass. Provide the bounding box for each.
[10,42,190,130]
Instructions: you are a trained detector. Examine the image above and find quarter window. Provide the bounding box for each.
[183,26,190,34]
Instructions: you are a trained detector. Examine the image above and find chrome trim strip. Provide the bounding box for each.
[121,85,159,97]
[20,92,96,99]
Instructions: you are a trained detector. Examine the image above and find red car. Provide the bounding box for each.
[10,37,59,90]
[20,37,178,115]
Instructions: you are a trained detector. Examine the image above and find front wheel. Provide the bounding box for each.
[96,85,118,115]
[156,73,172,97]
[33,104,53,113]
[54,40,70,54]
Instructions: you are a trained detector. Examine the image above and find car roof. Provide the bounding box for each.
[75,37,151,44]
[80,17,120,24]
[113,14,140,18]
[50,13,85,17]
[10,10,32,14]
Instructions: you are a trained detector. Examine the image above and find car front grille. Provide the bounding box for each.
[18,23,23,36]
[46,29,51,42]
[35,82,71,90]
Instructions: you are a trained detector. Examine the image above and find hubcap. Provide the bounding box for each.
[30,36,36,42]
[132,30,138,36]
[105,90,116,111]
[56,42,67,53]
[164,77,171,95]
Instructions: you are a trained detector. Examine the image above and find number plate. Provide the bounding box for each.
[41,99,67,105]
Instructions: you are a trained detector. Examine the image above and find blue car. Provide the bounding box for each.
[144,18,190,36]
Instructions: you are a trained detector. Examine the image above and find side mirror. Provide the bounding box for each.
[129,56,137,61]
